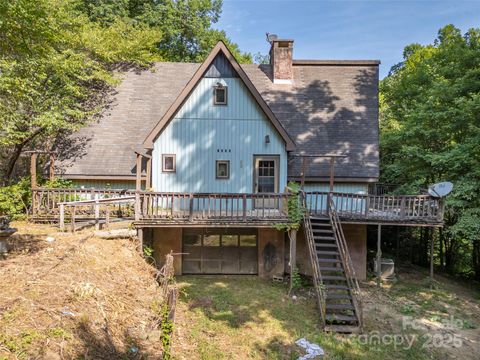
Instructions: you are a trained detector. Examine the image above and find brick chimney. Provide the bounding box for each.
[269,36,294,84]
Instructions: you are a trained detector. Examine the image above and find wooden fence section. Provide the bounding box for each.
[31,188,135,221]
[31,188,444,225]
[305,192,444,224]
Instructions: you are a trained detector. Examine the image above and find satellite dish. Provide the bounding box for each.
[266,33,278,43]
[428,182,453,197]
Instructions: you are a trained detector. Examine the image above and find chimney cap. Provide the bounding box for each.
[266,33,294,44]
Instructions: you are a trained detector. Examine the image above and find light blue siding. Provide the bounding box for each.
[303,183,368,194]
[152,78,288,193]
[304,183,368,212]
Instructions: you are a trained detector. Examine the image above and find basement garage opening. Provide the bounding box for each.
[182,228,258,274]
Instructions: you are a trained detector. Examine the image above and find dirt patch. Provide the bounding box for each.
[0,222,165,359]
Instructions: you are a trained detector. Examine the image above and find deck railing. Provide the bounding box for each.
[31,188,444,225]
[305,192,443,223]
[137,192,291,223]
[31,188,135,220]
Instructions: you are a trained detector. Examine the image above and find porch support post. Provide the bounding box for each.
[300,157,307,189]
[137,227,144,255]
[430,230,435,282]
[289,229,297,293]
[135,153,142,191]
[146,156,152,190]
[30,153,38,189]
[376,224,382,287]
[329,157,335,193]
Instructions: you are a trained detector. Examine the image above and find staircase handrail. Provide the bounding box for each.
[300,191,326,328]
[328,194,363,330]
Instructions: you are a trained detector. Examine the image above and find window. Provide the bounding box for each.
[214,85,227,105]
[216,160,230,179]
[162,154,176,172]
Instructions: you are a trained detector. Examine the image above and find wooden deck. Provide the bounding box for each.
[31,188,444,227]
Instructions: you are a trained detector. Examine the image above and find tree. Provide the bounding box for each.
[77,0,252,62]
[0,0,250,184]
[380,25,480,278]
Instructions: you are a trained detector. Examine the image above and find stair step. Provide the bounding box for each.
[324,325,361,334]
[315,243,337,248]
[317,258,342,263]
[314,236,336,241]
[326,314,358,323]
[312,229,333,233]
[310,217,329,221]
[325,284,349,290]
[326,303,355,310]
[316,251,340,256]
[319,266,344,272]
[326,293,351,300]
[322,275,346,281]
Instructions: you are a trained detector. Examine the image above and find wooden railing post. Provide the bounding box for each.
[135,192,141,221]
[242,194,247,222]
[188,193,194,221]
[94,199,100,231]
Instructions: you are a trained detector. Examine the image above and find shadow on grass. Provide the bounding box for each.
[3,233,46,259]
[74,320,153,360]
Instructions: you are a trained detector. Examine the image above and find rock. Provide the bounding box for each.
[46,236,56,242]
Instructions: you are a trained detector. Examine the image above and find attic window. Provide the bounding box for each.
[162,154,176,172]
[214,84,227,105]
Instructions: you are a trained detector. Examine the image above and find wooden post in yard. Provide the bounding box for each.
[59,203,65,232]
[30,153,38,189]
[376,224,382,287]
[289,229,297,294]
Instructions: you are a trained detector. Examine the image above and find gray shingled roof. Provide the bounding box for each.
[58,61,379,181]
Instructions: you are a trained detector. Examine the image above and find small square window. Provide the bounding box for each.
[214,86,227,105]
[162,154,176,172]
[216,160,230,179]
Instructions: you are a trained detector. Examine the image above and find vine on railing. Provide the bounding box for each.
[274,182,304,232]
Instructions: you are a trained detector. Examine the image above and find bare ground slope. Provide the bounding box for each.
[0,222,165,359]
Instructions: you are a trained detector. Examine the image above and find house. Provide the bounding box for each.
[31,36,444,332]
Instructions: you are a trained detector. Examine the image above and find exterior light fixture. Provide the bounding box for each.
[265,135,270,144]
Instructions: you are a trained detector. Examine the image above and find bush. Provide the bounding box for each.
[0,178,31,219]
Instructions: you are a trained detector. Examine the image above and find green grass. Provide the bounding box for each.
[175,276,432,360]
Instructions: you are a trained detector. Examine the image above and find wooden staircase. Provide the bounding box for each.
[303,195,363,333]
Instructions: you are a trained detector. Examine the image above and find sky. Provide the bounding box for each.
[214,0,480,78]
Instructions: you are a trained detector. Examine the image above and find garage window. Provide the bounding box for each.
[182,228,257,274]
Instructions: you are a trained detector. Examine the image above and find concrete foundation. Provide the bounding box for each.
[257,228,285,278]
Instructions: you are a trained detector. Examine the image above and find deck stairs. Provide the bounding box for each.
[303,196,363,333]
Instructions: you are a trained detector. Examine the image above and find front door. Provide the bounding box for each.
[253,156,279,209]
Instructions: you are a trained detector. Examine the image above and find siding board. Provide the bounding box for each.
[153,77,288,193]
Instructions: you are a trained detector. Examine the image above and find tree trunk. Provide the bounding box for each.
[473,239,480,281]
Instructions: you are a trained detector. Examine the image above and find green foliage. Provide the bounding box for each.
[77,0,252,63]
[274,182,304,232]
[380,24,480,278]
[143,245,154,257]
[0,0,250,183]
[160,303,173,359]
[291,267,303,290]
[0,178,31,218]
